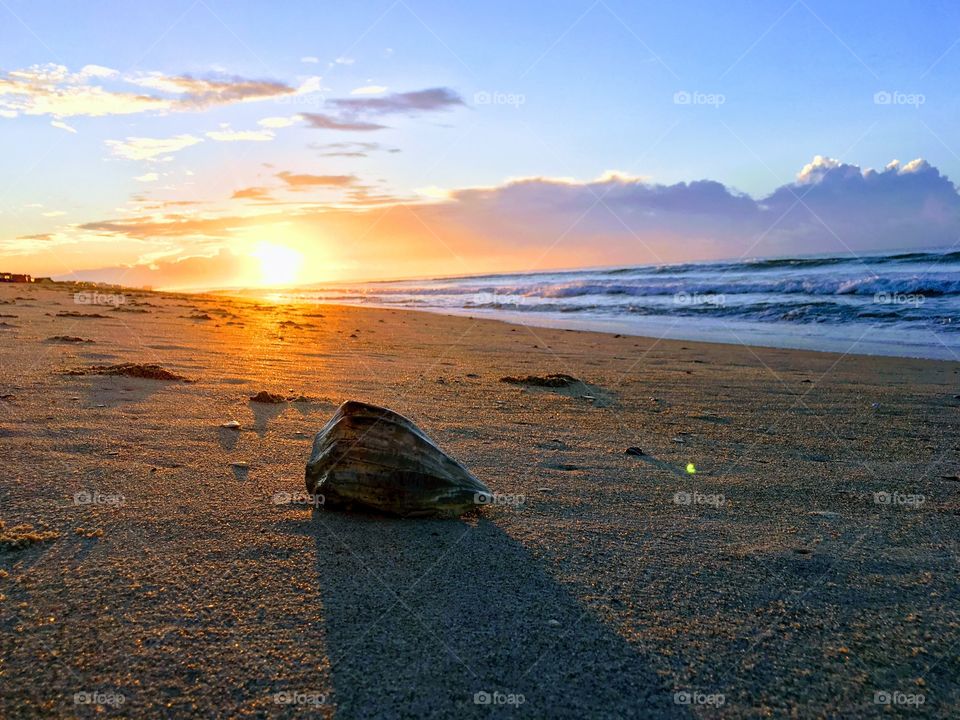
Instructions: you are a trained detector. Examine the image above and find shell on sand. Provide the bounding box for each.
[305,401,492,517]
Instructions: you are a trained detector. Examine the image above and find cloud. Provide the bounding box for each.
[64,248,260,290]
[296,76,326,95]
[276,171,356,189]
[0,64,294,120]
[330,87,463,115]
[257,115,302,128]
[300,113,386,131]
[128,72,294,109]
[299,87,463,132]
[334,57,355,65]
[231,186,273,201]
[205,127,274,142]
[66,156,960,285]
[311,141,397,157]
[134,172,159,182]
[79,64,119,79]
[301,56,320,64]
[105,134,203,161]
[350,85,388,95]
[50,119,77,133]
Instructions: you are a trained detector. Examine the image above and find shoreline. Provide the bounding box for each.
[224,290,960,363]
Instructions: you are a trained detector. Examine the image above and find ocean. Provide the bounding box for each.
[273,248,960,360]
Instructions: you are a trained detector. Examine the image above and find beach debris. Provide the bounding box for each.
[625,447,645,457]
[305,401,492,517]
[250,391,286,404]
[47,335,94,343]
[221,420,241,429]
[500,373,581,388]
[56,311,108,318]
[0,520,59,550]
[537,438,570,451]
[547,619,561,627]
[66,363,190,381]
[871,402,881,410]
[686,463,697,474]
[536,487,554,493]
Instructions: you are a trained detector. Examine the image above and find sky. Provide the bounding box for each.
[2,0,960,289]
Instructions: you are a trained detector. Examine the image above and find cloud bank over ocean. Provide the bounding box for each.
[61,155,960,288]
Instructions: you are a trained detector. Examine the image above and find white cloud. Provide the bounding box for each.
[51,119,77,133]
[106,134,203,161]
[296,76,326,95]
[796,155,841,184]
[350,85,388,95]
[42,210,66,217]
[301,56,319,64]
[135,172,159,182]
[0,64,295,119]
[334,57,355,65]
[257,115,302,128]
[79,64,119,79]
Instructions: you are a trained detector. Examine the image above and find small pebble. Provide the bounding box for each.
[548,619,561,627]
[221,421,241,429]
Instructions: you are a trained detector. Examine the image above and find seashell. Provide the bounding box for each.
[305,401,491,517]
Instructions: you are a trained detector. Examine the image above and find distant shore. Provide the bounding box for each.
[1,282,958,717]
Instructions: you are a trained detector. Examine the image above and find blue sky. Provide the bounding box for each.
[2,0,960,286]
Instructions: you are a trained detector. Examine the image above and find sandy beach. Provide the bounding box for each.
[1,281,958,718]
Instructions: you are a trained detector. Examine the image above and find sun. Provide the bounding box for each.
[251,242,303,286]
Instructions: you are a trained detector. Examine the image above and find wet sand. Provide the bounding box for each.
[1,282,958,718]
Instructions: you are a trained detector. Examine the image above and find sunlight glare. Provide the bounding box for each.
[252,242,303,286]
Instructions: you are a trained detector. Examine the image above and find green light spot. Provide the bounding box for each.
[686,463,696,474]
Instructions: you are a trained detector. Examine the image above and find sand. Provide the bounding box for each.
[0,282,958,718]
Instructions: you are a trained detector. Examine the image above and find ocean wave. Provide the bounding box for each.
[529,274,960,299]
